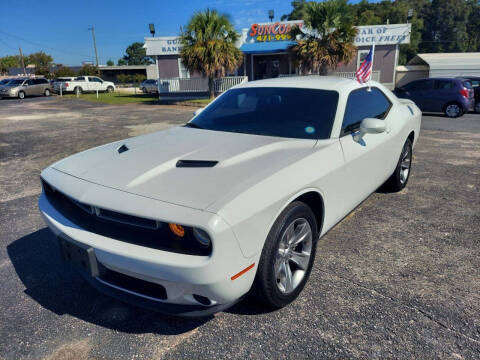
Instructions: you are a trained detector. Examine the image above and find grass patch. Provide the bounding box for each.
[62,92,159,105]
[60,92,215,106]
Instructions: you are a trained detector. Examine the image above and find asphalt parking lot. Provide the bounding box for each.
[1,96,479,359]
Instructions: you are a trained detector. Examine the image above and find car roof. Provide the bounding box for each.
[235,75,373,92]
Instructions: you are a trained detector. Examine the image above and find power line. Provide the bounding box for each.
[0,29,96,60]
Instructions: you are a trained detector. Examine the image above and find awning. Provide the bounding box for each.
[240,41,296,54]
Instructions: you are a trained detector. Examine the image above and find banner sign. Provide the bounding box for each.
[144,37,182,56]
[353,24,411,46]
[245,21,410,46]
[247,21,303,42]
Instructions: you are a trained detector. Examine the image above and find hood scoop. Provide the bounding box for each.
[117,144,129,154]
[176,160,218,168]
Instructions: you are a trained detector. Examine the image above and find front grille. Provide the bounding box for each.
[98,265,167,300]
[41,179,211,256]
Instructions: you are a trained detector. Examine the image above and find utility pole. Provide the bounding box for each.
[19,47,26,75]
[88,26,99,67]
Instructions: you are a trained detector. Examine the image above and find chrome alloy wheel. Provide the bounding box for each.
[274,218,312,294]
[400,142,412,185]
[445,104,461,117]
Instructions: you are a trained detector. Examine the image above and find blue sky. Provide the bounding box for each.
[0,0,296,65]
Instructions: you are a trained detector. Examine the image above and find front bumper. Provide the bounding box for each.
[0,91,16,98]
[38,167,258,315]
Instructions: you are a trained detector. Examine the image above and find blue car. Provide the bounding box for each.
[394,78,475,118]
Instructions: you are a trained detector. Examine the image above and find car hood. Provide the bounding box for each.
[51,126,318,211]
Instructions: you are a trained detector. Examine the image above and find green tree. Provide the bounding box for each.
[117,73,129,84]
[53,65,76,77]
[106,59,114,66]
[78,64,100,76]
[422,0,470,53]
[25,51,53,75]
[117,58,127,66]
[180,9,243,98]
[289,0,357,75]
[0,55,20,74]
[119,42,152,65]
[281,0,309,20]
[466,0,480,51]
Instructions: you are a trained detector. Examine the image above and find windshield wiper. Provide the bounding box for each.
[184,122,204,129]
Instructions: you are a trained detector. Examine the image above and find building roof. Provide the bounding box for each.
[239,40,296,54]
[408,53,480,70]
[99,65,149,70]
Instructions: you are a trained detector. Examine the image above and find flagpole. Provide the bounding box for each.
[368,43,375,92]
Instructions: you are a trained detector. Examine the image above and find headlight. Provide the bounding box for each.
[192,228,211,247]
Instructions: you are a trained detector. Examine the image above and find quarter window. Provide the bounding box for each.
[435,80,454,89]
[342,87,392,135]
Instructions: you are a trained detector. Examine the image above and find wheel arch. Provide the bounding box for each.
[408,130,415,143]
[268,188,325,238]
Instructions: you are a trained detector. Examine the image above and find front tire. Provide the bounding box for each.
[18,91,25,99]
[44,89,51,97]
[384,138,412,192]
[251,201,318,309]
[107,86,114,93]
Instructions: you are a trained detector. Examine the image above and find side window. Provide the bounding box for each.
[76,76,85,81]
[435,80,453,90]
[27,79,35,85]
[342,88,392,135]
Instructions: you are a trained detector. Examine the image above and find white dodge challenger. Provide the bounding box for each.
[39,76,421,316]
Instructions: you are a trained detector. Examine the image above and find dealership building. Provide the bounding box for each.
[144,21,411,90]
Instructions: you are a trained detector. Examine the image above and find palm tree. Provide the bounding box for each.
[180,9,243,99]
[289,0,357,75]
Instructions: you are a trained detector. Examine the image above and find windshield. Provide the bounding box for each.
[6,79,24,85]
[189,87,339,139]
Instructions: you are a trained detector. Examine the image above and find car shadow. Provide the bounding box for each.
[7,228,210,335]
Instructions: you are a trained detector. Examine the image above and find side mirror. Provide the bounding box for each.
[353,118,387,142]
[193,108,204,117]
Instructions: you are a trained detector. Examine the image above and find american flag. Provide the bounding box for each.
[355,46,374,84]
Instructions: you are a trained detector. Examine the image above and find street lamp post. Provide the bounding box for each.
[268,10,274,22]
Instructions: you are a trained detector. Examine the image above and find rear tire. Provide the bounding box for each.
[383,138,412,192]
[18,91,25,99]
[74,87,82,95]
[44,89,51,97]
[475,102,480,114]
[444,102,463,118]
[250,201,318,309]
[142,87,147,93]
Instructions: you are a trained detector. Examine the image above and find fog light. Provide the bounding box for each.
[169,223,185,237]
[193,228,211,247]
[193,294,211,306]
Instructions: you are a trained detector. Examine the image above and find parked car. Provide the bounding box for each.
[51,77,76,93]
[0,78,52,99]
[457,76,480,113]
[140,79,158,94]
[60,76,115,94]
[394,77,474,117]
[39,76,421,316]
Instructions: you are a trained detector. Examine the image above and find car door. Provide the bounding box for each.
[89,77,104,91]
[432,79,455,112]
[24,79,36,96]
[339,87,396,206]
